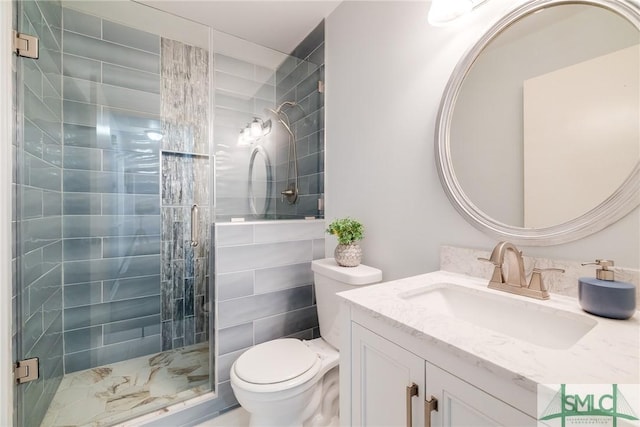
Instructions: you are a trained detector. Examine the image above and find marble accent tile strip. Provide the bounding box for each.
[160,38,211,351]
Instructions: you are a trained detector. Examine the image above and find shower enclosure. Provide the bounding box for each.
[12,1,326,425]
[13,2,213,425]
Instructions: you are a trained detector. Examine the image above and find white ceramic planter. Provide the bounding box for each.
[334,243,362,267]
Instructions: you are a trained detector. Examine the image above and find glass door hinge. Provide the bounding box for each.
[13,31,39,59]
[14,358,39,384]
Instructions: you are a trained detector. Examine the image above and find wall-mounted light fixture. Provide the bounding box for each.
[428,0,488,26]
[237,117,271,146]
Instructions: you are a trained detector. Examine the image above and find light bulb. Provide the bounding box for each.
[237,128,251,146]
[145,130,164,141]
[250,118,263,137]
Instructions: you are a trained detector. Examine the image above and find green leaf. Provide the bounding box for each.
[326,217,364,245]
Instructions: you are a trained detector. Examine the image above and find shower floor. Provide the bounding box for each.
[41,342,210,427]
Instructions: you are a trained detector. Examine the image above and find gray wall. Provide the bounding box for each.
[14,1,64,426]
[325,1,640,281]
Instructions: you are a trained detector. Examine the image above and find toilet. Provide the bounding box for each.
[230,258,382,427]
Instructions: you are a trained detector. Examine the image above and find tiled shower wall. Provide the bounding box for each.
[59,9,212,371]
[14,2,64,426]
[214,22,325,221]
[214,51,278,220]
[274,22,325,219]
[215,220,325,407]
[60,8,163,373]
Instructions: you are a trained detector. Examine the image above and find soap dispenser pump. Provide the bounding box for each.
[579,260,636,320]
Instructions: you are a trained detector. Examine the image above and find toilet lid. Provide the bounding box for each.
[234,339,318,385]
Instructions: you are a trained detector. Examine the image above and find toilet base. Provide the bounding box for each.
[305,367,339,427]
[233,338,340,427]
[244,367,338,427]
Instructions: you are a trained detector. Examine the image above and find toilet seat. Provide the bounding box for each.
[232,339,322,393]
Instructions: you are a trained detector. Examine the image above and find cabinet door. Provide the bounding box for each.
[425,362,536,427]
[351,323,425,427]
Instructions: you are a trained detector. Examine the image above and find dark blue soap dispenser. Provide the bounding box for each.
[579,259,636,320]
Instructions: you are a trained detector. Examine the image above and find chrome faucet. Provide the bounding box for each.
[478,241,564,300]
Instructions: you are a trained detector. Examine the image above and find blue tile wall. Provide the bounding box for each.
[213,22,324,222]
[14,2,64,426]
[215,220,325,406]
[60,7,164,373]
[274,22,325,219]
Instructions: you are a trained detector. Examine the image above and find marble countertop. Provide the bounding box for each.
[338,270,640,391]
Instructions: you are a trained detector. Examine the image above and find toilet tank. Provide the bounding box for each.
[311,258,382,350]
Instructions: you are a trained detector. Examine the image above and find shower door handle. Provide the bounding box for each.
[191,204,199,247]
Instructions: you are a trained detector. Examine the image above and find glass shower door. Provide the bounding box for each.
[14,1,64,426]
[13,2,213,426]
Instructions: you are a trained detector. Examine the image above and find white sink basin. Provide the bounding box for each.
[399,283,597,350]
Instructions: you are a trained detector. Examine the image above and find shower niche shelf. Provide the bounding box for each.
[161,149,209,158]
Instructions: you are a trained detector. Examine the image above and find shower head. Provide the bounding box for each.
[265,101,307,120]
[274,101,300,115]
[264,101,308,135]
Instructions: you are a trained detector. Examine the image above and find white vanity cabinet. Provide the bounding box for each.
[339,270,639,427]
[346,322,536,427]
[425,361,535,427]
[351,323,425,426]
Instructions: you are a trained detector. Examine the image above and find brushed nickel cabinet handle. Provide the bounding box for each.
[424,395,438,427]
[406,383,419,427]
[191,204,199,247]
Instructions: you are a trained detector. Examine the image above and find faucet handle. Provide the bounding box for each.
[528,268,565,298]
[477,257,503,285]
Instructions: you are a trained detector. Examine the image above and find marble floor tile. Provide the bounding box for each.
[42,342,210,427]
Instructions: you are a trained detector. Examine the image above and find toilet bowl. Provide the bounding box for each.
[230,258,382,427]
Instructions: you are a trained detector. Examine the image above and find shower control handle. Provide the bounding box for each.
[191,204,199,247]
[281,189,295,202]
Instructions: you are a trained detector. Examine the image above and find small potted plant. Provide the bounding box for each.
[326,217,364,267]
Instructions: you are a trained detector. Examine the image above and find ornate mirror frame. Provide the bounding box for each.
[435,0,640,246]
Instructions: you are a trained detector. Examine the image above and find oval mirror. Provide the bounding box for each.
[436,0,640,245]
[248,146,273,217]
